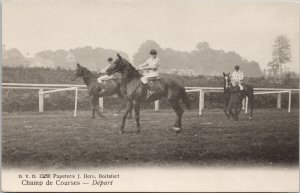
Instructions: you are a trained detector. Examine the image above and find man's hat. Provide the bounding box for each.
[107,57,113,62]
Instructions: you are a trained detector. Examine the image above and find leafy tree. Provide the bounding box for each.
[270,35,291,78]
[196,42,210,51]
[133,40,262,77]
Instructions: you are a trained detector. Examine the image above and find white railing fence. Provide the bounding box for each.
[2,83,299,117]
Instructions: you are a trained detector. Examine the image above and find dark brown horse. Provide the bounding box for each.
[227,85,243,120]
[223,72,254,119]
[106,53,191,134]
[72,63,127,119]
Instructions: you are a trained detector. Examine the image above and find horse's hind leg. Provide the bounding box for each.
[90,97,96,118]
[92,97,106,119]
[169,99,184,132]
[120,100,133,134]
[133,101,141,134]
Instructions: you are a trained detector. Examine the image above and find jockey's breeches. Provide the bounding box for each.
[141,71,159,84]
[97,75,113,83]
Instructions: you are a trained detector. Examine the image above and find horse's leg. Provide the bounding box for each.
[128,108,133,119]
[223,101,229,118]
[92,96,106,119]
[133,101,141,134]
[223,94,230,118]
[95,108,106,119]
[249,95,254,119]
[116,99,132,119]
[91,97,96,119]
[120,100,133,134]
[169,99,184,132]
[234,105,239,121]
[238,97,244,114]
[228,104,234,120]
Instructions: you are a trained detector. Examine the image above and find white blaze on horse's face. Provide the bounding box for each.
[225,76,229,88]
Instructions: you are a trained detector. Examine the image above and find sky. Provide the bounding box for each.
[3,0,300,72]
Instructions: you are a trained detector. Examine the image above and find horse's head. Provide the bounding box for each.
[106,53,134,75]
[106,54,123,75]
[223,72,231,89]
[72,63,88,81]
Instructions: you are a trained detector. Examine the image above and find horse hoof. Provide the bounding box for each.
[127,116,132,120]
[91,117,95,119]
[119,130,124,134]
[249,117,253,120]
[113,113,119,117]
[173,127,181,132]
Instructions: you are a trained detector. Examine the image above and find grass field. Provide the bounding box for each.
[2,108,299,169]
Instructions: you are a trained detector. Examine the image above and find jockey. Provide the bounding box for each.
[98,57,114,83]
[231,65,244,90]
[137,49,160,99]
[97,57,114,95]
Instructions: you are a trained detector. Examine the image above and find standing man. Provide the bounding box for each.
[231,65,244,90]
[137,49,160,99]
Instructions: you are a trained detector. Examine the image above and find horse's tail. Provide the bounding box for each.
[182,88,191,110]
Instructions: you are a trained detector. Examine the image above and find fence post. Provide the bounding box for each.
[277,93,282,109]
[242,98,246,110]
[99,97,104,112]
[74,88,78,117]
[200,89,204,110]
[155,100,159,111]
[245,96,249,114]
[39,89,44,113]
[288,91,291,113]
[199,89,203,116]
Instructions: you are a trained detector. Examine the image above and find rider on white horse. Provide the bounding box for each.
[137,49,160,99]
[231,65,244,90]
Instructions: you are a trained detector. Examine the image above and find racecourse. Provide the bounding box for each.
[2,108,298,169]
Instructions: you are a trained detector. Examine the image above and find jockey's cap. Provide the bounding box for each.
[107,57,113,62]
[150,49,157,55]
[235,65,240,70]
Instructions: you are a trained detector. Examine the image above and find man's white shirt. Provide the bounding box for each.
[138,57,160,77]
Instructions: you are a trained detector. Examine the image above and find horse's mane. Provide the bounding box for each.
[82,66,97,78]
[121,58,142,79]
